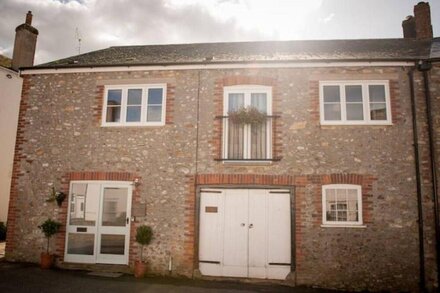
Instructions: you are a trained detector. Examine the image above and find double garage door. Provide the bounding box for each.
[199,189,292,280]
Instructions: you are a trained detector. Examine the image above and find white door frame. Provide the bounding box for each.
[64,180,133,265]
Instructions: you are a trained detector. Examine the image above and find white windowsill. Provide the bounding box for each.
[320,121,393,126]
[101,123,165,127]
[222,160,273,166]
[321,224,367,229]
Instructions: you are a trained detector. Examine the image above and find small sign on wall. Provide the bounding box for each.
[205,206,218,213]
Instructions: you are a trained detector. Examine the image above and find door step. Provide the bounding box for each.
[194,269,296,286]
[57,262,132,274]
[88,272,124,278]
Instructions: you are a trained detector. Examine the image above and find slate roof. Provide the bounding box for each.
[430,38,440,59]
[0,55,12,69]
[32,38,435,69]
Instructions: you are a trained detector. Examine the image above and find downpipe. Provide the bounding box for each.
[408,68,426,291]
[418,60,440,288]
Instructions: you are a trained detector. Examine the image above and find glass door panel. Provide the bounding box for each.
[97,186,131,264]
[65,183,100,263]
[67,233,95,255]
[101,188,128,226]
[100,234,125,255]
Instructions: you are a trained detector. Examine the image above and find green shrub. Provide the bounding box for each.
[38,219,62,253]
[135,225,153,261]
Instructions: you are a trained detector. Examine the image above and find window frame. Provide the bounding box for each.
[222,85,273,161]
[319,80,392,125]
[321,184,364,227]
[101,84,167,127]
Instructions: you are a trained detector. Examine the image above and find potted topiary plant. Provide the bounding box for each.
[38,218,61,269]
[134,225,153,278]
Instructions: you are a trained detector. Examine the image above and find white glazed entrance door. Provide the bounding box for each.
[199,189,291,280]
[65,181,132,265]
[96,184,132,264]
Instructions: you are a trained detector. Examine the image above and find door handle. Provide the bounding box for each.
[126,217,129,225]
[249,223,253,229]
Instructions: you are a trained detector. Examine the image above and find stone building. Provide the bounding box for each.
[5,2,440,292]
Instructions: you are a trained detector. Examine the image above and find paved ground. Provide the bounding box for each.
[0,261,340,293]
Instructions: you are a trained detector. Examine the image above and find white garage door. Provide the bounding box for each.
[199,189,291,280]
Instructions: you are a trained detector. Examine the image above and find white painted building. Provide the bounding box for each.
[0,64,22,223]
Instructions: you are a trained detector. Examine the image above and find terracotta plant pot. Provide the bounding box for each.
[40,252,53,269]
[134,260,147,278]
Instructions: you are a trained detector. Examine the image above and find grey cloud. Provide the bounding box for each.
[0,0,267,64]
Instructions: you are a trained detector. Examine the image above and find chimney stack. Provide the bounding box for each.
[25,11,33,25]
[402,16,416,38]
[11,11,38,71]
[402,2,433,40]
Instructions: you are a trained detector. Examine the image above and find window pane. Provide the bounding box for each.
[127,89,142,105]
[348,201,358,212]
[250,121,268,159]
[228,93,244,111]
[369,85,386,102]
[148,88,163,105]
[102,188,127,227]
[323,86,340,102]
[347,189,358,200]
[326,189,336,201]
[336,203,347,209]
[227,120,245,159]
[336,189,346,201]
[147,105,162,122]
[70,183,99,226]
[107,90,122,105]
[348,211,358,221]
[324,104,341,120]
[370,103,387,120]
[346,104,364,120]
[326,211,336,221]
[337,211,347,221]
[126,106,141,122]
[106,107,121,122]
[345,85,362,102]
[251,93,267,113]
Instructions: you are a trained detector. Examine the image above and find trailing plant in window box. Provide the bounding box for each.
[228,106,266,125]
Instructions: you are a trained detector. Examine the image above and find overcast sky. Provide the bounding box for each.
[0,0,439,65]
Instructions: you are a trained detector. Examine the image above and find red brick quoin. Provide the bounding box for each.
[54,171,141,265]
[184,173,376,274]
[5,76,32,257]
[211,75,283,160]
